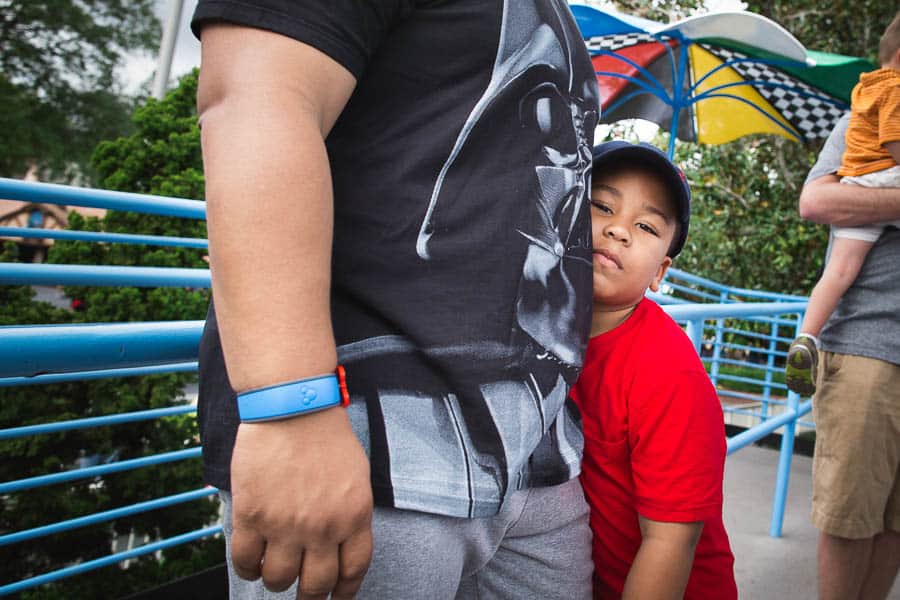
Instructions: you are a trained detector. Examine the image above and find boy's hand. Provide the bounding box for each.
[230,407,373,599]
[622,517,703,600]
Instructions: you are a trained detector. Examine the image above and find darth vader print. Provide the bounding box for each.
[418,0,598,370]
[334,0,600,517]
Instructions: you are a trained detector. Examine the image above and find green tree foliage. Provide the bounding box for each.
[745,0,897,63]
[674,138,824,296]
[0,71,221,598]
[0,1,160,180]
[0,243,71,326]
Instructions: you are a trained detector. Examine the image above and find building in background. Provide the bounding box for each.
[0,168,106,264]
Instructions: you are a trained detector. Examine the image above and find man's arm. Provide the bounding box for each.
[798,173,900,227]
[622,518,703,600]
[197,23,373,600]
[886,141,900,165]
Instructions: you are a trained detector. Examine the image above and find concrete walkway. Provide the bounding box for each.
[724,445,900,600]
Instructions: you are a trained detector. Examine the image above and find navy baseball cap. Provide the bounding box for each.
[591,141,691,258]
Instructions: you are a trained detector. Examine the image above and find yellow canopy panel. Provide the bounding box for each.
[689,45,800,145]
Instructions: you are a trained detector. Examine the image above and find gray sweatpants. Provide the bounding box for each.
[221,477,593,599]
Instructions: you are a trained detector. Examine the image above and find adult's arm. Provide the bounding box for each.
[887,141,900,166]
[798,172,900,227]
[197,23,373,600]
[622,517,703,600]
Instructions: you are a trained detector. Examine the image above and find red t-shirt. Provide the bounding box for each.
[572,298,737,600]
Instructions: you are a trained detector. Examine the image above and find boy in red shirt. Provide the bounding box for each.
[572,141,737,600]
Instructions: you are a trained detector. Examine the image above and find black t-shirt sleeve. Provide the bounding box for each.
[191,0,416,79]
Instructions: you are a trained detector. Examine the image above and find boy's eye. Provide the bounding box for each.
[638,223,659,236]
[590,201,612,214]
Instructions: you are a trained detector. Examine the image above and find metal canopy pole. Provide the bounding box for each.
[152,0,185,99]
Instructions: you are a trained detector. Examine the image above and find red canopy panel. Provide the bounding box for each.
[591,40,676,109]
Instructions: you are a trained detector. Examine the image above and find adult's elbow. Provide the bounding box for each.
[798,174,842,224]
[196,62,229,131]
[194,24,252,131]
[798,187,820,222]
[798,184,833,223]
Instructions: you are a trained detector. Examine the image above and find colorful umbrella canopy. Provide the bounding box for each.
[571,4,876,155]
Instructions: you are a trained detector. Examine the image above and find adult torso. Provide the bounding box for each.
[193,0,601,517]
[807,114,900,366]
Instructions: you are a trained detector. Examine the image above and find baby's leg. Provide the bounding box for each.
[800,237,875,336]
[787,225,881,396]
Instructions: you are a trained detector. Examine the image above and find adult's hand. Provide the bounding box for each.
[230,408,373,598]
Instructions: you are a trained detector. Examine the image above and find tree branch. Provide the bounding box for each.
[690,178,749,207]
[774,141,798,193]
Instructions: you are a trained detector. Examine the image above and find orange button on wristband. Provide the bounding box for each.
[335,365,350,407]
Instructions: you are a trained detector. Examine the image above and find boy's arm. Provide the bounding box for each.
[622,517,703,600]
[798,173,900,226]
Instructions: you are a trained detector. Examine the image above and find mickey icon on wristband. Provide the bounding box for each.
[301,387,317,406]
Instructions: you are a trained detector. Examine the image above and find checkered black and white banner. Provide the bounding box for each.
[701,44,848,141]
[585,32,657,53]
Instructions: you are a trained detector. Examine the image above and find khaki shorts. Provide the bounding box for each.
[811,352,900,538]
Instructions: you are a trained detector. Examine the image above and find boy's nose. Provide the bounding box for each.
[603,223,630,244]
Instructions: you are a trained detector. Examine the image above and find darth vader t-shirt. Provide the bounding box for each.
[193,0,600,517]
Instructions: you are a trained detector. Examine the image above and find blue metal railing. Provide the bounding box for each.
[655,268,812,434]
[0,177,214,596]
[0,176,813,594]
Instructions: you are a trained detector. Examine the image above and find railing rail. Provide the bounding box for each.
[0,487,216,548]
[0,263,211,288]
[0,177,206,219]
[1,448,203,495]
[0,362,199,388]
[0,526,223,597]
[0,226,209,249]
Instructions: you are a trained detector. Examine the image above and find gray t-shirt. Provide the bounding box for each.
[805,113,900,366]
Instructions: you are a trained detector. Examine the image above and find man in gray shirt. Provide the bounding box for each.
[800,113,900,600]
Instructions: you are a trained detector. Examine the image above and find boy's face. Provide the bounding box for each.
[590,166,678,310]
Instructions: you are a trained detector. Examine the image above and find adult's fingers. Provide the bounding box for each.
[296,546,340,600]
[258,541,304,592]
[230,526,266,582]
[331,527,374,600]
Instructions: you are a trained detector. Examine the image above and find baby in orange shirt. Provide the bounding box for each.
[786,11,900,396]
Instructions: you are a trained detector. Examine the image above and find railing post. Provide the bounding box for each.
[685,319,704,355]
[768,305,808,537]
[709,290,728,388]
[769,388,800,537]
[761,317,779,420]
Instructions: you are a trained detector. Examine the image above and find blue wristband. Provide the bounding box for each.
[238,373,342,422]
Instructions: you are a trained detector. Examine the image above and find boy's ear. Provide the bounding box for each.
[648,256,673,293]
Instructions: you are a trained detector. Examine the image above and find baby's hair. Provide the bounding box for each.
[879,11,900,65]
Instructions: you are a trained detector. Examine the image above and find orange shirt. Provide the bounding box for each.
[838,67,900,177]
